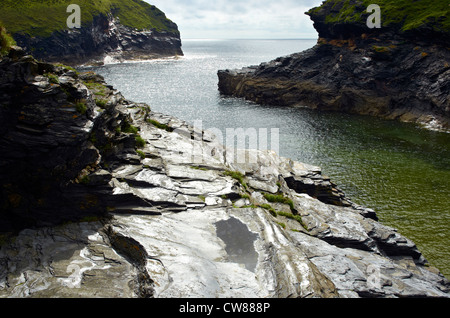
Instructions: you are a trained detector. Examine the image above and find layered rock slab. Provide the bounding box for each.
[1,107,449,298]
[0,53,448,298]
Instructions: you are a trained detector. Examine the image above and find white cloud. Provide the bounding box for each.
[145,0,323,39]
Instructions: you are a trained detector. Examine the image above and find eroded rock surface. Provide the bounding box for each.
[0,52,449,298]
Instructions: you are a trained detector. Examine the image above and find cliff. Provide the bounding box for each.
[0,0,183,65]
[0,48,449,298]
[218,0,450,131]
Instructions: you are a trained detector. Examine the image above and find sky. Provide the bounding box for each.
[145,0,324,39]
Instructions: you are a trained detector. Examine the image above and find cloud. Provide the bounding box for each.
[146,0,323,39]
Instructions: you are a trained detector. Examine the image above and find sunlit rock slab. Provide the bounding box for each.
[110,207,338,298]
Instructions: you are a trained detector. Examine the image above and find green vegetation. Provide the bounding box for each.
[84,81,108,97]
[135,135,146,149]
[136,150,146,159]
[119,119,146,150]
[223,170,248,190]
[44,73,60,84]
[372,45,390,53]
[75,101,87,115]
[122,121,139,135]
[0,0,179,38]
[189,166,209,171]
[308,0,450,33]
[277,211,308,230]
[277,222,287,229]
[260,203,278,217]
[55,63,78,74]
[146,118,173,132]
[262,193,295,212]
[0,23,16,56]
[95,99,108,108]
[259,203,308,231]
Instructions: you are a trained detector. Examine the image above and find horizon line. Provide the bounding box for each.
[181,37,318,41]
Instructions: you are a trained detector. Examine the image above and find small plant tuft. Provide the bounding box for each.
[0,24,16,57]
[135,135,146,148]
[75,101,87,115]
[263,193,295,212]
[146,118,173,132]
[44,73,59,84]
[136,149,146,159]
[122,121,139,134]
[95,99,108,108]
[224,170,248,190]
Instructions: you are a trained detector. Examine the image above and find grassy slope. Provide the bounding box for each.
[0,22,16,56]
[0,0,179,37]
[308,0,450,33]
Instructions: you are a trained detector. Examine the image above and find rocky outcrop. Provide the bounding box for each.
[13,13,183,66]
[218,1,450,131]
[0,49,449,298]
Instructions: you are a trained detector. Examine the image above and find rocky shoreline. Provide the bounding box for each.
[217,4,449,131]
[0,49,449,298]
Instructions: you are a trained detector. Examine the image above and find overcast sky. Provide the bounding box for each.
[146,0,324,39]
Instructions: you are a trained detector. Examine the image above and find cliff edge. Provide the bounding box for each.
[218,0,450,131]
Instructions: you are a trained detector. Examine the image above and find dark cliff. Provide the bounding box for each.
[0,0,183,65]
[218,0,450,131]
[0,47,150,232]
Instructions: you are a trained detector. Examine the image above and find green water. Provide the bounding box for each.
[281,109,450,278]
[90,39,450,278]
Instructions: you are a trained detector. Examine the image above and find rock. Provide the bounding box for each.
[217,3,450,131]
[7,9,183,66]
[0,54,448,298]
[7,46,25,61]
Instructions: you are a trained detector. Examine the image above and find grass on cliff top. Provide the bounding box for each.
[0,0,179,38]
[308,0,450,33]
[0,23,16,56]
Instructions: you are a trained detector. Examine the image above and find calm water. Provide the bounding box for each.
[88,39,450,278]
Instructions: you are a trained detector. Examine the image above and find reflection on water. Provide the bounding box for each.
[215,217,259,272]
[88,39,450,278]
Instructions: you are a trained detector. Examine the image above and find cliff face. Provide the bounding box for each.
[13,13,183,65]
[0,49,449,298]
[218,0,450,131]
[307,0,450,45]
[0,47,140,232]
[0,0,183,65]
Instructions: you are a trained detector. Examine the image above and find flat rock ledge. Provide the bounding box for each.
[0,63,448,298]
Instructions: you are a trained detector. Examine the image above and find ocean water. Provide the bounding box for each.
[87,39,450,278]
